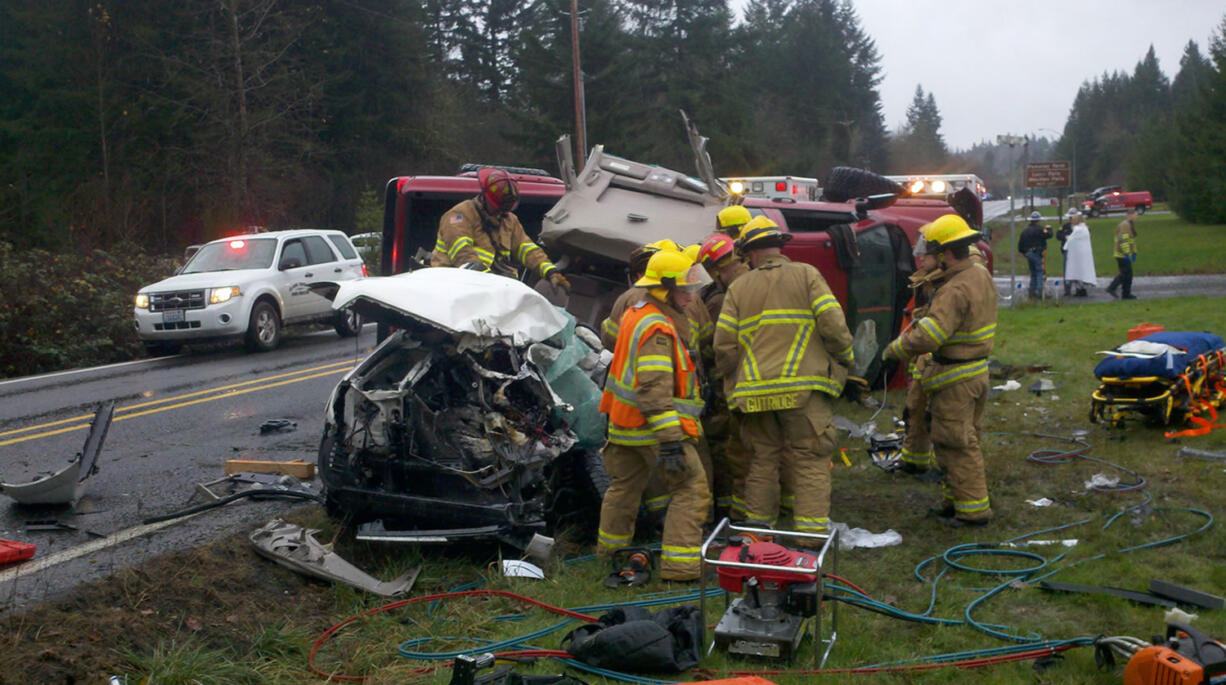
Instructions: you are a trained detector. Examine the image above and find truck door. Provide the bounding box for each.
[844,223,914,384]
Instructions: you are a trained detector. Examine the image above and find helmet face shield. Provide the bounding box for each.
[479,168,520,215]
[678,263,712,291]
[912,235,928,258]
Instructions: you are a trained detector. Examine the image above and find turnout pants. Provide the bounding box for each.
[597,441,710,581]
[902,357,935,470]
[642,435,714,523]
[739,393,834,533]
[702,407,749,520]
[928,373,991,521]
[1109,257,1134,297]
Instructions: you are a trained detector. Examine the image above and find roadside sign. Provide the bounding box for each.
[1025,161,1071,188]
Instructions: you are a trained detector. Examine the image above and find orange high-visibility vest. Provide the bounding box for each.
[599,302,702,443]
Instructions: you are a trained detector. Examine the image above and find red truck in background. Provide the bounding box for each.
[1082,185,1153,217]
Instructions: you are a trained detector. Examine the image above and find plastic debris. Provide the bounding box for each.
[831,522,901,550]
[259,419,297,434]
[0,402,114,506]
[1177,447,1226,462]
[250,518,420,596]
[992,380,1022,392]
[1029,379,1059,395]
[1025,497,1054,507]
[502,560,545,579]
[1084,473,1120,490]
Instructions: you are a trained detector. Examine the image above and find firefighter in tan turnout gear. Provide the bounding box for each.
[900,238,941,474]
[713,217,854,533]
[432,167,570,291]
[883,214,997,527]
[596,250,710,581]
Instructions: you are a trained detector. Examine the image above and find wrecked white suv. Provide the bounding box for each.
[133,229,367,354]
[317,268,610,548]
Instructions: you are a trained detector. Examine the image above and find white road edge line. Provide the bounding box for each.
[0,356,174,388]
[0,512,203,584]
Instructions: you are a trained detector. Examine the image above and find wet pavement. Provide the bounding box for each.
[994,274,1226,306]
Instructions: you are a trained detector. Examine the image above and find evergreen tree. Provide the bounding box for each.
[1169,15,1226,223]
[889,85,947,171]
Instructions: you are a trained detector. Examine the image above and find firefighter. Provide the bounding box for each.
[600,240,716,519]
[697,233,751,519]
[882,214,997,527]
[899,235,940,474]
[596,250,710,581]
[431,167,570,291]
[714,217,854,533]
[716,205,752,239]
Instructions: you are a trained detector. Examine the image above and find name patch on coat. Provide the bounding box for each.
[743,394,800,412]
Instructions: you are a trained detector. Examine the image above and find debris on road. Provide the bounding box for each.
[0,401,114,506]
[1177,447,1226,462]
[258,418,297,434]
[1025,497,1054,507]
[194,472,317,502]
[501,559,545,579]
[249,518,420,597]
[0,538,36,565]
[224,458,314,479]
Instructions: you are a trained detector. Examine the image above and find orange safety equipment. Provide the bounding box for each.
[736,216,792,254]
[479,167,520,215]
[698,233,737,268]
[599,303,704,445]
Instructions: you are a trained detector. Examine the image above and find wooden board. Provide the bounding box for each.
[224,459,315,479]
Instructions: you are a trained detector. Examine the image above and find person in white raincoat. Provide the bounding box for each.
[1063,211,1096,297]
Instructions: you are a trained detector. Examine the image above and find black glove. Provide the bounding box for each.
[658,441,687,476]
[844,375,869,403]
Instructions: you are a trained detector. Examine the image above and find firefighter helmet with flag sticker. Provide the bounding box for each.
[478,167,520,215]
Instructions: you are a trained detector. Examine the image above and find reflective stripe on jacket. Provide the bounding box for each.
[886,258,997,392]
[713,254,854,412]
[599,299,703,444]
[430,198,557,279]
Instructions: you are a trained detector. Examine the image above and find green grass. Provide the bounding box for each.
[7,297,1226,684]
[988,212,1226,277]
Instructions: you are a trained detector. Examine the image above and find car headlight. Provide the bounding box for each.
[135,293,149,309]
[209,286,240,304]
[728,180,746,195]
[909,180,925,194]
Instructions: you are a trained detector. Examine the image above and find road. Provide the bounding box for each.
[0,326,378,611]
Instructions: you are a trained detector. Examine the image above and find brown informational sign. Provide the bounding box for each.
[1025,161,1071,188]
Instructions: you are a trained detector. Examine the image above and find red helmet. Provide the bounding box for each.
[698,233,736,267]
[478,167,519,214]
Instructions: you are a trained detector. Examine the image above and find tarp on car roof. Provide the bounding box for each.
[331,269,568,345]
[539,147,724,262]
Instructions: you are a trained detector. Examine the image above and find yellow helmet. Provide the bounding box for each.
[628,238,682,275]
[922,214,979,254]
[717,205,752,237]
[635,250,704,291]
[736,215,792,254]
[682,243,701,263]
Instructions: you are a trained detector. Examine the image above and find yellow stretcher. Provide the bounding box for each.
[1089,334,1226,436]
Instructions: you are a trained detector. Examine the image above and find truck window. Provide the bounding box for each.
[328,234,358,260]
[303,235,337,264]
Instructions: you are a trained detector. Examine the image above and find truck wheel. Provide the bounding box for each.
[334,309,361,337]
[1136,205,1147,215]
[244,301,281,352]
[823,167,905,203]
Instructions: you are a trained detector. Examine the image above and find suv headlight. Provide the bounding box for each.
[210,286,240,304]
[135,293,149,309]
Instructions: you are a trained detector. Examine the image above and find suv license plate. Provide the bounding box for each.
[162,309,185,324]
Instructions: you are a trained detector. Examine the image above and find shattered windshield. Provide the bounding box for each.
[181,238,277,273]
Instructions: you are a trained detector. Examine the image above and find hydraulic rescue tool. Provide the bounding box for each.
[700,519,838,664]
[1096,622,1226,685]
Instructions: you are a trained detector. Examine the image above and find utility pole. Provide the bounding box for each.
[997,134,1026,299]
[570,0,586,171]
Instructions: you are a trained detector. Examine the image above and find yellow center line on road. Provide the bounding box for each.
[0,363,354,447]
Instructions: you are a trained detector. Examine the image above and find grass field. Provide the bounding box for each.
[4,297,1226,684]
[988,211,1226,278]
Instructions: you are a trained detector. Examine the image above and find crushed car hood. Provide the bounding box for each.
[331,269,568,346]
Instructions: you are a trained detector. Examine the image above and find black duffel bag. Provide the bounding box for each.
[562,605,702,673]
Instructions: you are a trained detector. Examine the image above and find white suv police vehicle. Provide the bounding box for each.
[134,229,367,354]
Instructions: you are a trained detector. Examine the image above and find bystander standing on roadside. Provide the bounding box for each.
[1107,208,1139,300]
[1056,209,1075,296]
[1017,211,1052,300]
[1063,210,1096,297]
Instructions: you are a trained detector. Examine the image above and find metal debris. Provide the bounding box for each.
[249,518,420,597]
[259,419,297,434]
[0,402,115,506]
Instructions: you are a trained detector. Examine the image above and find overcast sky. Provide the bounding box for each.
[732,0,1224,150]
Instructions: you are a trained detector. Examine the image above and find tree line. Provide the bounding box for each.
[0,0,900,254]
[1056,16,1226,223]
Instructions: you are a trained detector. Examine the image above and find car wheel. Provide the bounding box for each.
[143,342,183,357]
[244,301,281,352]
[823,167,905,203]
[334,309,361,337]
[1136,205,1147,215]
